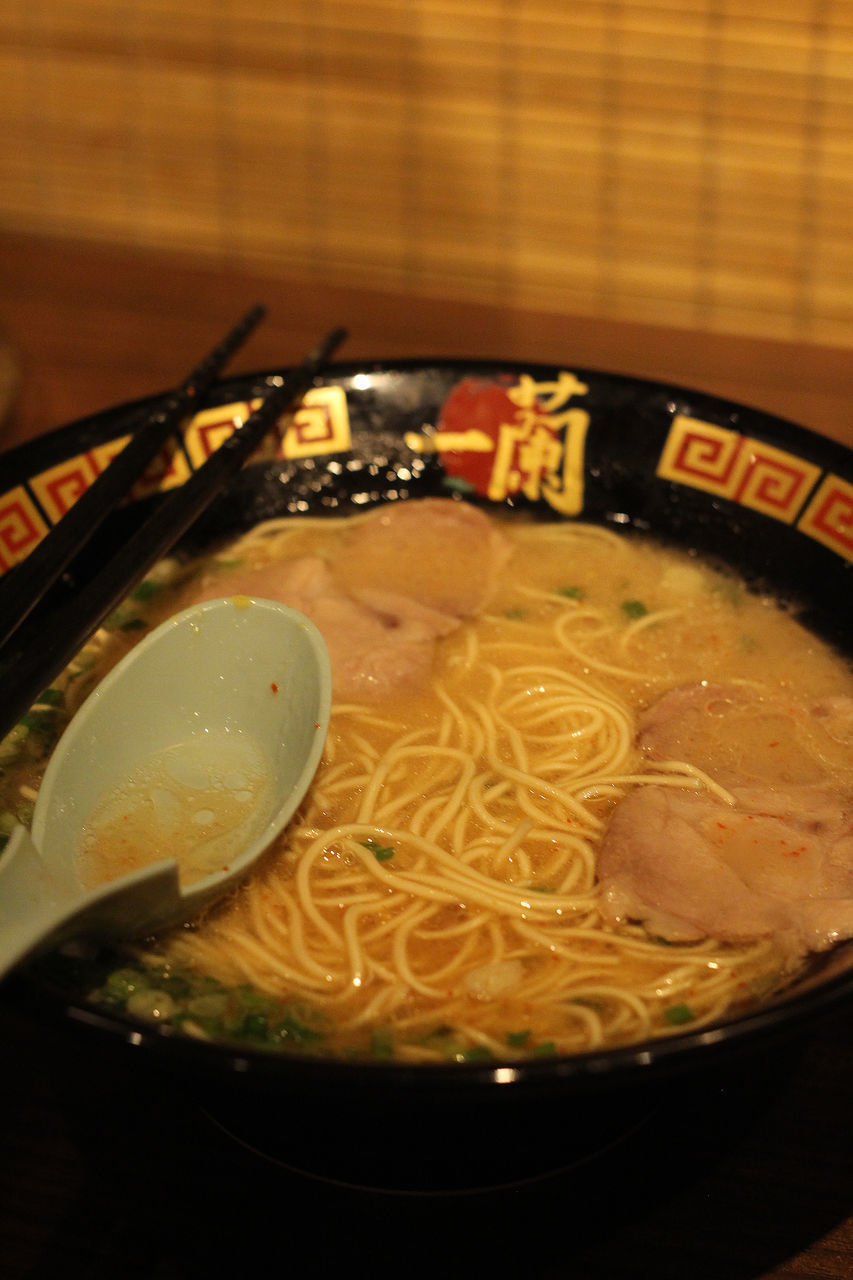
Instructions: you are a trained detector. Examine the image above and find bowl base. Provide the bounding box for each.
[199,1087,661,1195]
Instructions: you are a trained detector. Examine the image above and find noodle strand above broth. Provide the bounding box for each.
[10,505,853,1061]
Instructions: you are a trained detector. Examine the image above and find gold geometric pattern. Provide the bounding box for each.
[797,474,853,565]
[0,391,353,581]
[0,487,49,572]
[182,388,352,466]
[182,402,255,469]
[658,415,821,525]
[126,442,193,499]
[732,441,822,524]
[29,452,101,524]
[280,385,351,459]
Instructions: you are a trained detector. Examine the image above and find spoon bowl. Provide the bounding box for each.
[0,596,331,978]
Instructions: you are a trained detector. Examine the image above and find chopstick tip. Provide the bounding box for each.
[313,326,349,365]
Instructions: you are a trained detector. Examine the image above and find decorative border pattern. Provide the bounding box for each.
[2,383,850,582]
[797,474,853,560]
[0,386,352,579]
[657,415,821,523]
[658,414,851,562]
[0,486,49,572]
[182,386,351,468]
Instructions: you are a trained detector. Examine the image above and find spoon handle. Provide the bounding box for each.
[0,826,182,980]
[0,827,76,975]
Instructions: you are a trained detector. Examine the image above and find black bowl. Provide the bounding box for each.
[2,357,852,1189]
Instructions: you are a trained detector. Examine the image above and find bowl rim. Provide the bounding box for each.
[4,353,853,1094]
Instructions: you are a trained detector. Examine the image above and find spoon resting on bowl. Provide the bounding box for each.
[0,596,331,980]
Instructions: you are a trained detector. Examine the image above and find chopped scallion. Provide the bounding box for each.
[664,1002,695,1025]
[360,838,395,862]
[130,579,162,603]
[621,599,648,619]
[370,1027,395,1058]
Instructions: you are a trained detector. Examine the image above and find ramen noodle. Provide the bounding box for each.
[5,504,853,1062]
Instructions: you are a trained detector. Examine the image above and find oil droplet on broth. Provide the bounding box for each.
[77,730,272,889]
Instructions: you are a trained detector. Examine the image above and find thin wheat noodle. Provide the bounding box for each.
[148,512,832,1060]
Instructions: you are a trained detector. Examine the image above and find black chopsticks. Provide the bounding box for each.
[0,303,266,653]
[0,323,348,742]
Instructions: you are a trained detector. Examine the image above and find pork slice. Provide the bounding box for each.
[602,678,853,954]
[597,785,853,955]
[331,498,511,619]
[182,500,509,701]
[637,682,850,788]
[811,695,853,745]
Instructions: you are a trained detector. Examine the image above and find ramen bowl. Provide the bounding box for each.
[2,357,852,1190]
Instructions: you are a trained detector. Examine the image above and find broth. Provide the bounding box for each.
[6,508,853,1062]
[78,730,271,890]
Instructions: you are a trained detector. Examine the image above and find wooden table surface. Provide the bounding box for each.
[1,231,853,1280]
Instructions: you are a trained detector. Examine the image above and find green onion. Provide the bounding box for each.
[558,585,586,600]
[102,967,148,1003]
[620,599,648,619]
[453,1045,494,1063]
[507,1029,532,1048]
[232,1011,270,1040]
[274,1006,326,1046]
[89,962,328,1051]
[370,1027,395,1058]
[664,1002,695,1025]
[20,708,57,734]
[130,579,162,603]
[360,838,395,862]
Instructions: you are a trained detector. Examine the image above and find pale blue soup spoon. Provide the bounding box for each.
[0,596,331,980]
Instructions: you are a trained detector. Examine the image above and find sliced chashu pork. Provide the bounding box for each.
[598,682,853,956]
[186,498,509,701]
[636,681,853,789]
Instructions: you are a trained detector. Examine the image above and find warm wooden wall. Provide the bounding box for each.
[2,2,852,346]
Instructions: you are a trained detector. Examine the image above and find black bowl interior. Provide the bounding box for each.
[2,356,852,1118]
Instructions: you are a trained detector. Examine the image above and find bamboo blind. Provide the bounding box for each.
[1,1,852,346]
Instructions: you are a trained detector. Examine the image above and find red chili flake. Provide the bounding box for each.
[271,682,279,693]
